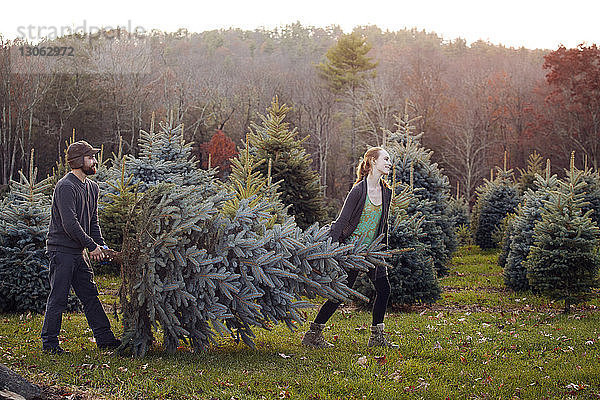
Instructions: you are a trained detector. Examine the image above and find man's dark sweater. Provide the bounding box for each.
[46,172,105,254]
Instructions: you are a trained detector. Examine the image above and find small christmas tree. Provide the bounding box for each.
[447,195,470,231]
[497,212,517,269]
[503,161,558,291]
[473,157,520,249]
[525,156,600,312]
[95,162,139,275]
[516,151,545,196]
[46,131,77,195]
[0,150,79,313]
[384,107,457,276]
[126,113,216,192]
[94,114,220,275]
[222,134,287,225]
[577,156,600,226]
[248,97,327,229]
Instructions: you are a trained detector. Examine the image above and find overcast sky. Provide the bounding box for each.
[1,0,598,50]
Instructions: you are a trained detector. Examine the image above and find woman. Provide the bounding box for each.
[301,147,397,348]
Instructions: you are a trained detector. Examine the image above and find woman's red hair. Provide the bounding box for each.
[354,147,391,188]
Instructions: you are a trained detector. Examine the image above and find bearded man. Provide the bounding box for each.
[41,140,120,354]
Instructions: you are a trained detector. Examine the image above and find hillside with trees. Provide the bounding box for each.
[1,24,597,205]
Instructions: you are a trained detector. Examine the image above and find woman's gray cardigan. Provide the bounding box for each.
[329,178,392,246]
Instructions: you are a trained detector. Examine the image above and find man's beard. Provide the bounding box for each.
[82,165,97,175]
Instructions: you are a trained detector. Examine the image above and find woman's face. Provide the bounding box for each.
[372,150,392,176]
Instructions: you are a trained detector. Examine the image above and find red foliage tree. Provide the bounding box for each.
[199,130,238,176]
[542,44,600,169]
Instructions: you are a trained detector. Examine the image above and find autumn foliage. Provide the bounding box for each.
[540,44,600,169]
[200,130,238,175]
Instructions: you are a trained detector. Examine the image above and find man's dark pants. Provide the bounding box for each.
[41,251,116,348]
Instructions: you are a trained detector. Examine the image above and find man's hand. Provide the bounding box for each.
[102,248,123,264]
[89,246,105,262]
[102,248,117,261]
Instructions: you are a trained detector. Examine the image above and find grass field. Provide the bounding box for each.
[1,246,599,399]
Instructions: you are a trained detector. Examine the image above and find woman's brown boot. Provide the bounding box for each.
[301,322,334,348]
[367,323,399,349]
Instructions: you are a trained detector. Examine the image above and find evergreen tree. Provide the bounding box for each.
[46,131,77,195]
[222,135,287,226]
[248,97,327,229]
[447,195,470,230]
[524,163,600,312]
[473,164,520,249]
[126,113,216,192]
[516,151,545,196]
[384,110,457,276]
[0,151,79,313]
[503,165,559,291]
[317,31,377,176]
[119,125,398,356]
[95,115,219,275]
[95,163,139,275]
[387,209,441,304]
[577,159,600,226]
[497,212,517,269]
[355,183,441,305]
[317,32,378,93]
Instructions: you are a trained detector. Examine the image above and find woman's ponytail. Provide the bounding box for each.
[354,147,384,186]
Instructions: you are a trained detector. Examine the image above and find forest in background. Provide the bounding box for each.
[1,22,598,204]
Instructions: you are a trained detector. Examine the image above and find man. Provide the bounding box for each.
[41,140,121,354]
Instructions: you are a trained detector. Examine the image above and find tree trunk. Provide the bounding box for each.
[0,363,42,400]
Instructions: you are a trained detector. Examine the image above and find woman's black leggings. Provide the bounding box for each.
[313,269,391,325]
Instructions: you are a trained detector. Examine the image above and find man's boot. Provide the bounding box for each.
[301,322,334,348]
[367,323,399,349]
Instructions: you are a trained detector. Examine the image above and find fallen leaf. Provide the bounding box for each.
[389,371,403,382]
[375,355,386,365]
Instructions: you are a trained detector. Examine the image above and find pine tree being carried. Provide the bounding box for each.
[118,122,397,357]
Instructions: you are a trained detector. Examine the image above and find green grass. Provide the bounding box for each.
[1,246,600,399]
